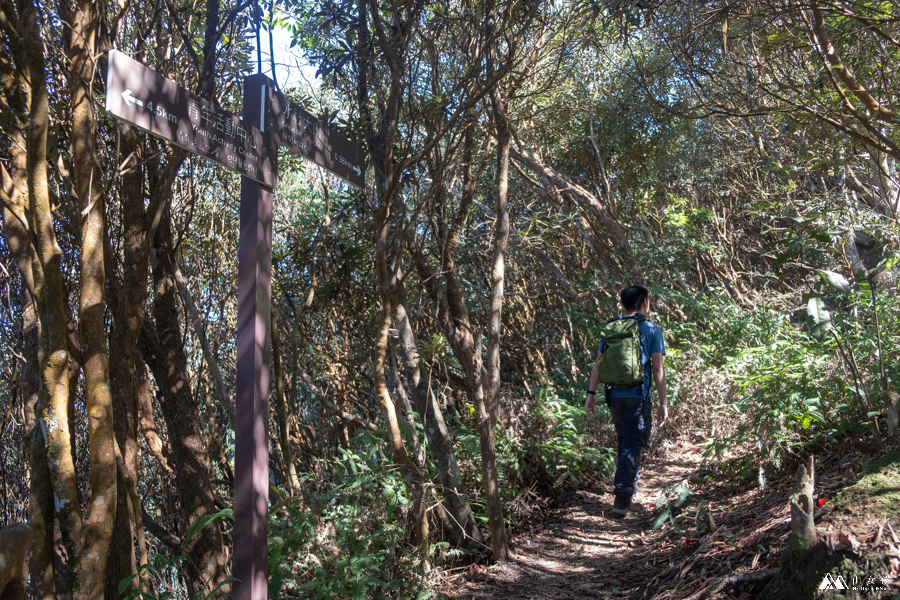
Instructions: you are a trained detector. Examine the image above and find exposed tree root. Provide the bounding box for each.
[682,568,779,600]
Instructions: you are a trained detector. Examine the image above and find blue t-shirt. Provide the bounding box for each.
[598,315,665,400]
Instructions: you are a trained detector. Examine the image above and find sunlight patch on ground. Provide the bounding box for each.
[827,449,900,533]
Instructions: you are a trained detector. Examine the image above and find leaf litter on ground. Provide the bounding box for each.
[440,436,900,599]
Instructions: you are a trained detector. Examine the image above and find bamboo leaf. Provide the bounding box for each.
[182,508,234,549]
[806,296,832,341]
[819,270,850,295]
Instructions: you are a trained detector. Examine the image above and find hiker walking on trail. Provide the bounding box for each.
[585,285,668,517]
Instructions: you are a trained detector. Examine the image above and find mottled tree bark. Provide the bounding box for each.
[388,337,424,467]
[407,130,498,553]
[105,135,145,596]
[392,302,484,549]
[145,209,227,596]
[105,129,187,597]
[23,285,56,600]
[790,458,816,551]
[480,70,511,560]
[272,307,301,491]
[1,122,56,600]
[372,239,428,544]
[64,0,118,593]
[15,0,85,584]
[357,0,429,547]
[101,1,227,588]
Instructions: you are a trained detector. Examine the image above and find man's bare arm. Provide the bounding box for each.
[585,353,603,417]
[651,352,668,425]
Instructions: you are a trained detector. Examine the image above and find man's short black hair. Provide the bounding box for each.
[620,285,649,312]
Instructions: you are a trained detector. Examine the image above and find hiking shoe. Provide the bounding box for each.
[610,501,645,518]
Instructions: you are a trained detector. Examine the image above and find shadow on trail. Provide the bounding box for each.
[446,450,704,599]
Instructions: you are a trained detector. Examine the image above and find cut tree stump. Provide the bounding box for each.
[790,457,816,551]
[887,390,899,438]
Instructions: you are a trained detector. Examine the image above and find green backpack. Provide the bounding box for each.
[596,315,646,388]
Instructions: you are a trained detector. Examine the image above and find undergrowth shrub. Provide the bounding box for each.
[720,321,839,473]
[452,385,614,512]
[118,510,235,600]
[658,270,900,481]
[268,432,432,599]
[523,384,615,488]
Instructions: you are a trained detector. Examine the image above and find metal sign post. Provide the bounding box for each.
[233,73,274,600]
[106,50,365,600]
[231,77,365,600]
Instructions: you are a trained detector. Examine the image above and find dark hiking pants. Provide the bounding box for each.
[609,395,652,504]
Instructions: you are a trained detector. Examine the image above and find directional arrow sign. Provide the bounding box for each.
[265,87,366,189]
[121,89,143,107]
[105,50,277,188]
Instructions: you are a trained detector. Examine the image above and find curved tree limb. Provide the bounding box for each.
[809,0,896,124]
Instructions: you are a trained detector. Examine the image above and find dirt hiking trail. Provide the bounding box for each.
[443,442,712,599]
[441,438,900,600]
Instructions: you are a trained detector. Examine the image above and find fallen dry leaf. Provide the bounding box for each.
[824,531,861,553]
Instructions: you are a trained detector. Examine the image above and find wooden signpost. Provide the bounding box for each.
[105,50,278,187]
[267,87,366,189]
[105,50,365,600]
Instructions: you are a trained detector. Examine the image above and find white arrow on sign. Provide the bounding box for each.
[334,152,363,178]
[122,89,143,108]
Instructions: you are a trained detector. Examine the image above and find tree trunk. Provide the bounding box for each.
[393,301,484,548]
[410,237,507,556]
[1,125,56,600]
[480,78,511,561]
[24,284,56,600]
[372,287,428,544]
[145,209,228,596]
[18,0,85,585]
[872,152,900,219]
[389,338,425,468]
[356,0,429,545]
[272,306,301,491]
[105,133,149,597]
[406,131,498,551]
[105,120,187,595]
[65,0,117,593]
[790,458,816,551]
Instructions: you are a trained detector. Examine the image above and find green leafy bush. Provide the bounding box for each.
[527,384,614,488]
[268,434,431,599]
[704,272,900,477]
[452,385,613,503]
